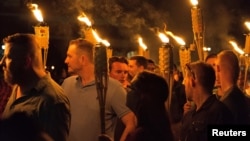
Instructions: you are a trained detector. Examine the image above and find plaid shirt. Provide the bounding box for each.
[0,80,12,118]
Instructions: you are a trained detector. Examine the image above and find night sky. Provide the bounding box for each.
[0,0,250,72]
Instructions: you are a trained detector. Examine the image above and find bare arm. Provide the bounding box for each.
[119,112,137,141]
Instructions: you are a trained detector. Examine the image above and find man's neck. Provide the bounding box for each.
[79,65,95,86]
[194,92,210,111]
[16,84,33,99]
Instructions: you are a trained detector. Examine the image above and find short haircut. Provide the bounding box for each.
[129,55,148,69]
[108,56,128,71]
[205,53,217,62]
[189,61,215,93]
[147,59,155,64]
[3,33,39,60]
[69,38,94,62]
[218,50,239,83]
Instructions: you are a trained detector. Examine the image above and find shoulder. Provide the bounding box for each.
[108,77,123,86]
[37,75,70,106]
[108,77,126,93]
[62,75,78,84]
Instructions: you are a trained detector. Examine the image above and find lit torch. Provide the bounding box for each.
[27,3,49,68]
[165,31,190,73]
[244,21,250,54]
[138,37,149,58]
[243,21,250,92]
[92,26,110,139]
[78,13,112,58]
[190,0,204,61]
[78,13,96,43]
[229,41,245,55]
[158,32,174,112]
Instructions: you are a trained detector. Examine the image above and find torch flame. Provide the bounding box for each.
[101,40,110,47]
[165,31,186,46]
[78,13,92,27]
[92,30,110,47]
[190,0,198,6]
[158,32,169,43]
[245,21,250,31]
[28,4,43,22]
[138,37,147,50]
[229,40,245,55]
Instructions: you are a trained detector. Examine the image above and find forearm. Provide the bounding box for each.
[120,112,137,141]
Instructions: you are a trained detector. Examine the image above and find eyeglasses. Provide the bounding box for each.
[185,63,196,80]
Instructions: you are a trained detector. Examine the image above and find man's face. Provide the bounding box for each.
[0,43,26,85]
[215,58,222,86]
[206,57,217,71]
[64,45,83,75]
[206,57,220,86]
[128,60,141,78]
[109,62,128,86]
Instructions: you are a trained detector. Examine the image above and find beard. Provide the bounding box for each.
[4,68,25,85]
[4,69,15,85]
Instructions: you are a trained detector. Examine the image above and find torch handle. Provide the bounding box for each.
[94,44,109,135]
[159,44,174,112]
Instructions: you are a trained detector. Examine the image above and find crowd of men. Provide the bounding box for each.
[0,33,249,141]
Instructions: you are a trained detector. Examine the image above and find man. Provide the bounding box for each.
[109,56,129,88]
[108,56,132,141]
[127,55,147,82]
[180,61,234,141]
[0,68,12,118]
[146,59,156,72]
[0,33,71,141]
[216,50,250,124]
[126,55,148,117]
[61,38,136,141]
[205,53,222,97]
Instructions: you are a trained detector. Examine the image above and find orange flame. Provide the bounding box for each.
[245,21,250,31]
[229,40,244,55]
[138,37,147,50]
[28,3,43,22]
[78,13,92,27]
[165,31,186,46]
[92,30,110,47]
[190,0,198,6]
[158,32,169,43]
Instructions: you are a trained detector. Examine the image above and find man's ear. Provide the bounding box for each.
[191,78,195,87]
[139,66,145,71]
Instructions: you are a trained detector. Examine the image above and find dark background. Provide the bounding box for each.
[0,0,250,76]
